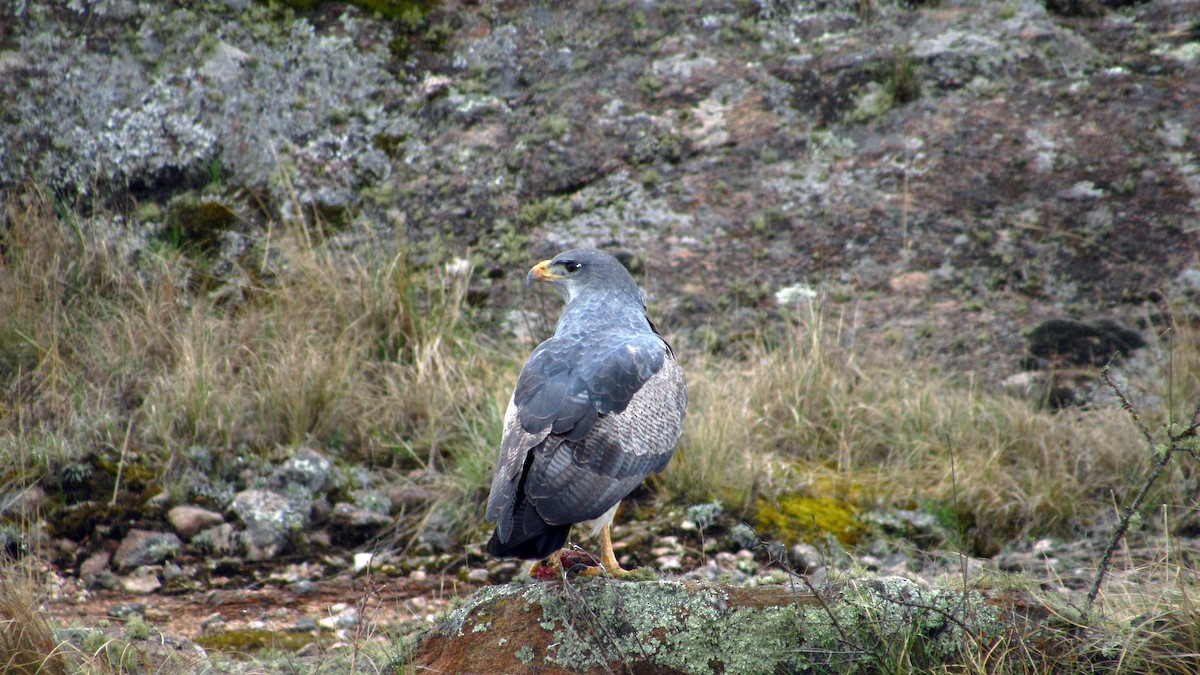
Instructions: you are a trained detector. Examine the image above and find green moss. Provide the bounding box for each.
[755,492,867,545]
[160,199,239,255]
[125,617,151,640]
[194,628,317,655]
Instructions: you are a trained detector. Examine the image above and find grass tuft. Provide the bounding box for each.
[0,559,67,674]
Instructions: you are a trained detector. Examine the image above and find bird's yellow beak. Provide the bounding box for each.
[526,259,562,285]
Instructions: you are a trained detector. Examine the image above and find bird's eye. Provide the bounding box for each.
[562,261,582,273]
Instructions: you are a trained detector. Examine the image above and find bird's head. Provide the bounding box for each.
[526,249,642,306]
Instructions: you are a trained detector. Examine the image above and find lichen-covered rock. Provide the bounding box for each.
[227,489,309,561]
[1,1,409,206]
[112,529,183,571]
[0,485,46,519]
[269,447,342,496]
[328,502,392,546]
[413,576,1021,674]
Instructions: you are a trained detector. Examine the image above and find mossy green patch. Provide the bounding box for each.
[756,492,867,545]
[194,628,317,656]
[161,200,239,255]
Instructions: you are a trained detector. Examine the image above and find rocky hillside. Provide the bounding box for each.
[3,0,1198,381]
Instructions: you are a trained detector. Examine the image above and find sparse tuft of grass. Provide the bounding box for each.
[0,559,67,674]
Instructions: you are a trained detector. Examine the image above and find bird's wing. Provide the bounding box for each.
[485,331,677,535]
[524,353,687,526]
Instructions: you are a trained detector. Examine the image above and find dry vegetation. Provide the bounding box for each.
[2,185,1199,672]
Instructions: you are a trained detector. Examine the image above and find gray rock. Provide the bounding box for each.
[330,502,393,529]
[269,447,341,496]
[228,489,310,561]
[2,3,407,207]
[120,566,163,594]
[107,603,147,619]
[351,489,392,515]
[112,530,183,571]
[191,523,236,556]
[0,485,45,519]
[167,505,225,540]
[80,550,112,582]
[289,616,318,633]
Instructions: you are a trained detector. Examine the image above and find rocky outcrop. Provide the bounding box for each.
[3,0,1197,393]
[412,576,1047,674]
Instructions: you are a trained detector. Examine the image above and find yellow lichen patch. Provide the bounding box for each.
[755,493,866,545]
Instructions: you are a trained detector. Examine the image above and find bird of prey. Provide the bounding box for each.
[486,249,687,577]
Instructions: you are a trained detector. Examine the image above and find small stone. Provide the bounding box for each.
[107,603,147,619]
[1032,538,1055,557]
[466,568,489,583]
[289,616,318,633]
[319,606,359,629]
[656,555,683,572]
[80,550,112,581]
[120,567,162,594]
[167,505,225,539]
[228,489,310,561]
[113,530,183,571]
[789,543,823,572]
[330,503,393,530]
[201,613,226,633]
[192,523,235,555]
[290,579,315,596]
[353,552,376,573]
[162,563,185,581]
[269,447,340,495]
[351,489,392,515]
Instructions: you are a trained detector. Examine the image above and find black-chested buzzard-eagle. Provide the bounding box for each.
[485,249,687,577]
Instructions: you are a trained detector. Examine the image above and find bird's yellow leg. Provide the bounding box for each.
[579,523,635,578]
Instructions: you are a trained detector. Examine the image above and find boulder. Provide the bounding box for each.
[412,576,1032,673]
[228,489,309,561]
[167,505,225,540]
[112,530,183,571]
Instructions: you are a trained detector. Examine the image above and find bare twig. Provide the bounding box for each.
[110,417,135,507]
[1084,366,1200,617]
[556,575,623,674]
[946,431,970,622]
[761,531,851,647]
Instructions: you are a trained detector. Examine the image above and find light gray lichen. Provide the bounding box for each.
[2,2,413,208]
[431,577,1010,674]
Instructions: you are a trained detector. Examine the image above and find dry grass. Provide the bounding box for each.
[661,301,1198,556]
[0,186,510,543]
[0,559,67,674]
[2,185,1199,671]
[3,185,1196,553]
